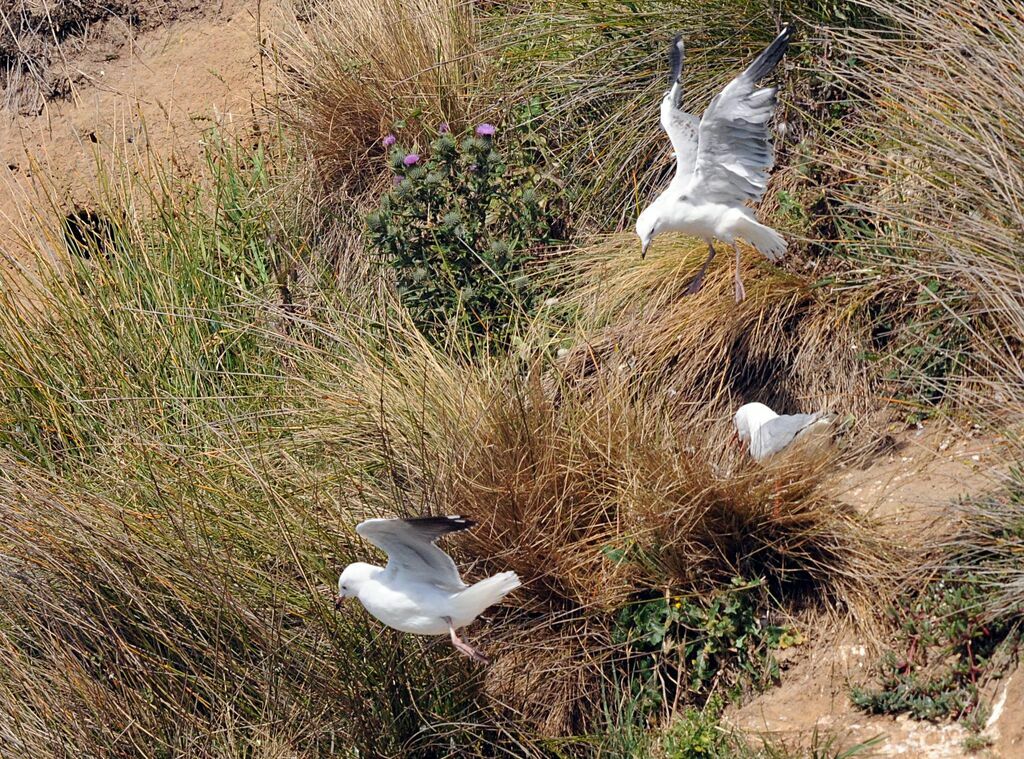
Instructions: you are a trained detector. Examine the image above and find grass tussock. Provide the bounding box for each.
[281,0,485,191]
[293,317,893,735]
[551,234,873,425]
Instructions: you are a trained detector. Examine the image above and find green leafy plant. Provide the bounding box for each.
[366,122,566,351]
[613,577,790,717]
[659,698,734,757]
[850,575,1015,731]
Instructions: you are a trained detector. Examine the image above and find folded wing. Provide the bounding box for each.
[759,412,822,458]
[356,516,473,591]
[687,25,792,205]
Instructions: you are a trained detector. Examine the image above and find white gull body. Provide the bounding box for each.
[733,401,832,462]
[336,515,520,663]
[636,26,793,302]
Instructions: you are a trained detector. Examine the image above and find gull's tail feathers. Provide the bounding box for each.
[453,571,521,619]
[744,24,794,83]
[740,218,787,261]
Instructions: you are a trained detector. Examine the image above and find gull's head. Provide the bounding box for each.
[635,207,659,259]
[335,562,376,609]
[733,402,777,447]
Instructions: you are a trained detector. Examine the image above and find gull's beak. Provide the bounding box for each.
[641,240,650,260]
[334,595,345,610]
[730,430,743,451]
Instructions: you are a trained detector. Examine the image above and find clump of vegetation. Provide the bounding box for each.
[816,0,1024,416]
[851,487,1024,738]
[613,577,796,717]
[366,124,566,350]
[850,577,1011,728]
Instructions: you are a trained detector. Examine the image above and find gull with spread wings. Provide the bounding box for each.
[336,515,520,664]
[636,25,793,302]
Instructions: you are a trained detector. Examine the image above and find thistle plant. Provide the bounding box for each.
[366,123,565,351]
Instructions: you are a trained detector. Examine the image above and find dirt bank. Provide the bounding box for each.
[0,0,277,274]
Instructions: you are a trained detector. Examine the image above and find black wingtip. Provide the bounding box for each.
[445,514,476,530]
[745,24,795,82]
[668,34,684,85]
[402,514,476,532]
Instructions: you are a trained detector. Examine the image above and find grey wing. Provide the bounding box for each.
[355,516,472,591]
[660,35,701,182]
[688,25,793,205]
[760,412,821,457]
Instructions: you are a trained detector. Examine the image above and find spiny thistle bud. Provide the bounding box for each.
[487,240,510,258]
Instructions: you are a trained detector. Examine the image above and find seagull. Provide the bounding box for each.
[733,402,832,462]
[336,515,520,664]
[635,25,793,302]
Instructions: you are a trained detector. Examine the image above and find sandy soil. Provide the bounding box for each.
[729,424,1018,758]
[0,0,277,275]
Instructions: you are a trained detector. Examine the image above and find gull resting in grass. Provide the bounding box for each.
[635,25,793,302]
[336,515,520,664]
[733,402,832,462]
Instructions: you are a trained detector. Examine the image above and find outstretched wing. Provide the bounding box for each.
[660,35,701,183]
[687,25,793,205]
[356,515,473,591]
[759,412,822,457]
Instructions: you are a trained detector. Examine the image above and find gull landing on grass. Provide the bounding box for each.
[636,25,794,302]
[336,515,520,664]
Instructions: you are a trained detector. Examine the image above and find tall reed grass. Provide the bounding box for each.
[814,0,1024,420]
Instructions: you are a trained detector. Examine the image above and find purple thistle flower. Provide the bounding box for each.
[382,134,397,147]
[438,122,450,134]
[475,123,496,137]
[403,153,421,166]
[392,175,403,186]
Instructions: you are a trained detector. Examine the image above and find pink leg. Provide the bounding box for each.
[685,243,717,295]
[446,619,490,664]
[733,244,746,303]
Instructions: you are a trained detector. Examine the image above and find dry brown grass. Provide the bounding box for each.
[550,234,874,428]
[811,0,1024,421]
[280,0,486,191]
[291,307,894,735]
